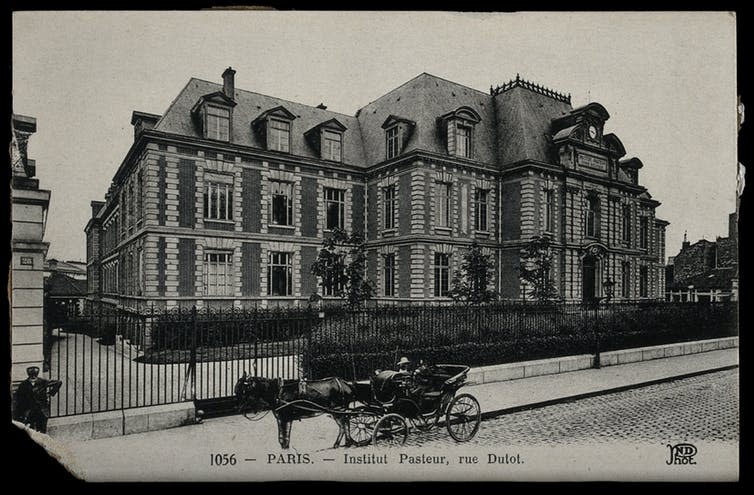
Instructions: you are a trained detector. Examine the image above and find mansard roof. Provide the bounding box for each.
[151,72,630,171]
[493,84,573,165]
[356,73,497,165]
[156,78,367,166]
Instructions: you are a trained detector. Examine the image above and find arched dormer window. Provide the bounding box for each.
[251,106,297,153]
[437,106,482,159]
[190,92,237,142]
[304,118,347,163]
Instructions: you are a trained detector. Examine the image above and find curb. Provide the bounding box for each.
[479,364,739,421]
[466,336,738,386]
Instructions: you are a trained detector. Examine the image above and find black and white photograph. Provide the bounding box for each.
[9,10,740,481]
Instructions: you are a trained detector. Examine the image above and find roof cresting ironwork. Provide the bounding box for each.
[490,74,571,104]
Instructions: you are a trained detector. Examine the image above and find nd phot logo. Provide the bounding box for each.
[666,443,697,465]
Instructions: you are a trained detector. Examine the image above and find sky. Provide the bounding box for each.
[12,11,738,263]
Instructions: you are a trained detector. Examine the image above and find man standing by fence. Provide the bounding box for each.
[12,366,62,433]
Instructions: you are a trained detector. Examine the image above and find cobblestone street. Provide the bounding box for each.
[405,369,739,447]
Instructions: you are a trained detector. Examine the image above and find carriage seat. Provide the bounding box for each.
[371,370,410,402]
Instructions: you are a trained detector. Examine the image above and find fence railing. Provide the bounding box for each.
[44,299,737,418]
[47,302,316,418]
[306,300,738,380]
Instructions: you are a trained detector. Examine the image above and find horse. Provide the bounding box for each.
[234,371,359,449]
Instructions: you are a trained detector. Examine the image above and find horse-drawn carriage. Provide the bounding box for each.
[347,363,482,446]
[235,363,482,448]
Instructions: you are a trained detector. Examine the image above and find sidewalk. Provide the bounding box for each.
[44,347,738,480]
[465,348,738,418]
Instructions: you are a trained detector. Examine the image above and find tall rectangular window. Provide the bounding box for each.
[137,170,144,225]
[384,253,395,297]
[383,185,395,230]
[622,204,631,243]
[456,124,471,158]
[137,249,143,296]
[204,252,233,296]
[325,188,345,230]
[475,189,488,231]
[268,252,292,296]
[206,106,230,141]
[639,265,649,298]
[433,253,450,297]
[322,263,344,297]
[621,261,631,299]
[204,182,233,220]
[437,182,451,228]
[270,181,293,226]
[544,189,554,233]
[640,217,649,249]
[128,182,135,232]
[323,130,342,162]
[586,195,598,238]
[386,126,400,159]
[269,119,290,152]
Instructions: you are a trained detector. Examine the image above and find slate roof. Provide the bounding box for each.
[45,259,87,277]
[46,272,87,298]
[356,73,497,165]
[492,85,573,165]
[155,78,368,167]
[667,267,737,291]
[153,72,581,169]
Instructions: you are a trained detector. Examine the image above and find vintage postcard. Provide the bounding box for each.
[9,10,739,481]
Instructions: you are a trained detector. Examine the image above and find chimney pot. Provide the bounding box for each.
[222,67,236,99]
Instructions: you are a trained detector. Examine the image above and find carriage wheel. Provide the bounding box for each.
[372,413,408,446]
[445,393,481,442]
[348,410,379,447]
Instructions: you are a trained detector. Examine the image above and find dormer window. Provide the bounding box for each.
[270,118,291,152]
[191,91,236,143]
[437,106,481,159]
[323,130,342,162]
[305,118,347,163]
[455,123,472,158]
[386,126,400,159]
[382,115,416,161]
[207,106,231,141]
[252,106,296,153]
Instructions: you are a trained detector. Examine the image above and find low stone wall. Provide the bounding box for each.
[466,336,738,386]
[47,402,196,442]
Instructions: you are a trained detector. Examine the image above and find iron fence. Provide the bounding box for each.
[306,300,738,380]
[47,302,316,418]
[44,299,737,418]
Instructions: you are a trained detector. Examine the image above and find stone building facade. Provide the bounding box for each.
[85,69,667,309]
[11,114,51,382]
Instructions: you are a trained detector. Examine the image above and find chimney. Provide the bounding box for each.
[91,200,106,218]
[222,67,236,100]
[681,230,690,250]
[316,103,327,110]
